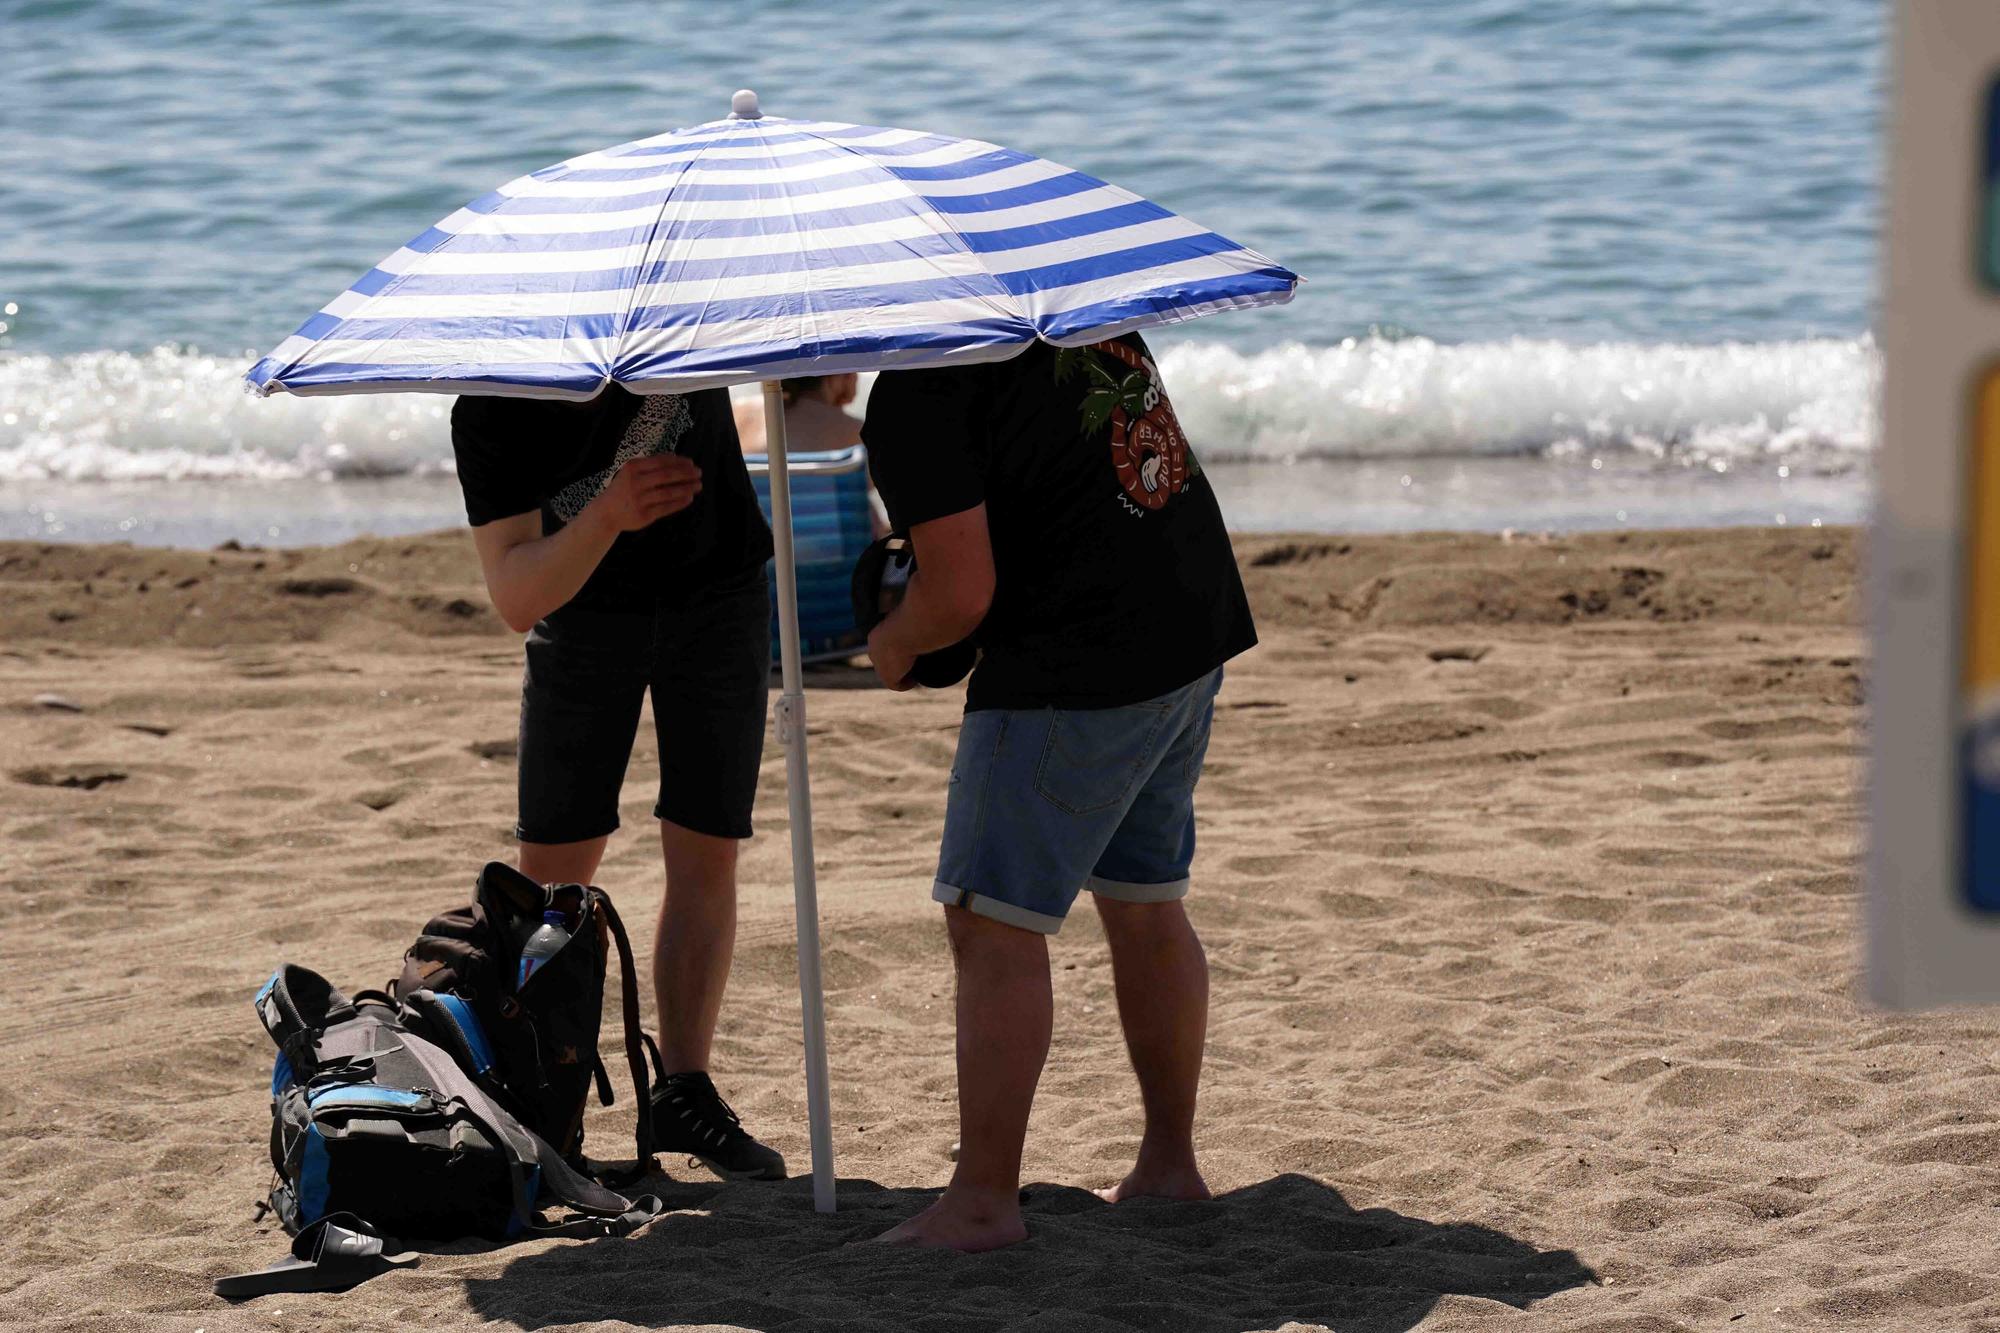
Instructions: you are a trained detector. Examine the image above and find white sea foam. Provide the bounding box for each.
[0,336,1877,484]
[1156,335,1879,467]
[0,347,455,483]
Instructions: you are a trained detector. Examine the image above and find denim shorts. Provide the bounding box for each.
[932,667,1223,934]
[516,566,770,844]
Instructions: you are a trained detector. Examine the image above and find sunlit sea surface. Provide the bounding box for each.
[1,0,1882,543]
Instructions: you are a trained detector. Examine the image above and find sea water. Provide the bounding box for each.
[0,0,1882,544]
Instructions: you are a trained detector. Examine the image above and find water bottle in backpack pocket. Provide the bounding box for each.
[391,862,663,1177]
[517,910,571,990]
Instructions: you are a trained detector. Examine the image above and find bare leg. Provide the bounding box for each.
[519,835,610,887]
[1093,897,1211,1203]
[653,819,740,1074]
[875,906,1050,1251]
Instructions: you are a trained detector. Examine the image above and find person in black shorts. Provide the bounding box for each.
[451,384,785,1180]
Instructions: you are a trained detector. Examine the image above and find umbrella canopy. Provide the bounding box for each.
[247,92,1297,399]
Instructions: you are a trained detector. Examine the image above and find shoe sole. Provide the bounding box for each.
[685,1152,786,1182]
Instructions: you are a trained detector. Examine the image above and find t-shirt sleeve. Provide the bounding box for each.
[860,365,986,530]
[450,396,542,526]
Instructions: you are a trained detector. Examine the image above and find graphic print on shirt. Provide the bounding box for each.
[1055,341,1195,512]
[547,393,694,522]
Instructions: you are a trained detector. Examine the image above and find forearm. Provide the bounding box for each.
[875,566,985,658]
[486,505,620,630]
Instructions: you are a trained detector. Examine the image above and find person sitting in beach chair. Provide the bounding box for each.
[735,373,892,537]
[449,385,788,1180]
[858,336,1258,1250]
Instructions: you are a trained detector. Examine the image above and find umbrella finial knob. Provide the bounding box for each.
[730,89,761,120]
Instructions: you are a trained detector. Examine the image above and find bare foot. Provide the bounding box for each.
[871,1194,1027,1252]
[1095,1163,1211,1203]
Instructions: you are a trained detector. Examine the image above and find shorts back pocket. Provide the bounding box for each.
[1034,704,1171,816]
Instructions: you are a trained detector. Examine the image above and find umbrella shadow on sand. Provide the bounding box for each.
[462,1171,1596,1331]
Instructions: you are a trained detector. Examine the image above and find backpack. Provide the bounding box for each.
[255,964,658,1243]
[390,862,661,1178]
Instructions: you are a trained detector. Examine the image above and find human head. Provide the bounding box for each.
[782,373,859,408]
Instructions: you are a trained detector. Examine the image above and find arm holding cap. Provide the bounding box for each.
[865,505,993,690]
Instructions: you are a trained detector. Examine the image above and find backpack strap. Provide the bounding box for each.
[397,1028,655,1233]
[518,1193,664,1239]
[591,890,659,1165]
[524,1125,661,1225]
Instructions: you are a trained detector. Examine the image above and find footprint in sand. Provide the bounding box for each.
[406,593,485,620]
[1507,825,1586,847]
[1700,715,1840,741]
[13,765,127,791]
[229,784,310,802]
[1462,694,1545,721]
[279,576,365,597]
[1226,852,1313,879]
[1600,1055,1673,1084]
[1639,749,1722,769]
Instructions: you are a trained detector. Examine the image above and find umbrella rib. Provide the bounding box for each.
[609,145,707,390]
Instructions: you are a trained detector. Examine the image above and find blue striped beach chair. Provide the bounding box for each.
[745,444,873,663]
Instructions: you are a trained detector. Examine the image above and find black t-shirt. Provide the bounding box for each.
[861,335,1257,711]
[450,386,772,613]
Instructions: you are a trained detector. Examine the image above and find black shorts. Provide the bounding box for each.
[516,567,771,844]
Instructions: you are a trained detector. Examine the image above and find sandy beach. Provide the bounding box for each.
[3,524,1994,1331]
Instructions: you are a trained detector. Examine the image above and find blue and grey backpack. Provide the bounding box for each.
[255,963,659,1244]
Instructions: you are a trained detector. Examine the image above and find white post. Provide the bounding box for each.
[762,379,838,1212]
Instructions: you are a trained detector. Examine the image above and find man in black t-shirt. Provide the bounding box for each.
[451,384,786,1180]
[859,336,1256,1250]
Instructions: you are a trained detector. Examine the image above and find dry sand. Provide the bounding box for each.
[2,525,1994,1332]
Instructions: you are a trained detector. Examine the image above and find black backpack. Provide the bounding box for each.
[255,964,658,1243]
[390,862,661,1179]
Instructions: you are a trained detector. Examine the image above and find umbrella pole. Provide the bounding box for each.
[761,379,838,1214]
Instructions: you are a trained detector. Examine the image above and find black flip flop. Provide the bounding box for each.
[214,1213,417,1299]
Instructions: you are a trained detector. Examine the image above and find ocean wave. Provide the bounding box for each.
[0,347,455,483]
[1157,335,1877,466]
[0,337,1877,483]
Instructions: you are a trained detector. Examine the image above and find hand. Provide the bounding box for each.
[867,622,917,692]
[590,454,701,533]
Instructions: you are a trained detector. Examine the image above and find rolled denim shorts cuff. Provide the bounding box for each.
[1086,874,1190,903]
[932,880,1066,935]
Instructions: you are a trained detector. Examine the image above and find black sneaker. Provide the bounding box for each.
[649,1071,787,1181]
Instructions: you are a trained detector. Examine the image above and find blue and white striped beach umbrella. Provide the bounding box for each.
[247,92,1297,398]
[247,92,1295,1220]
